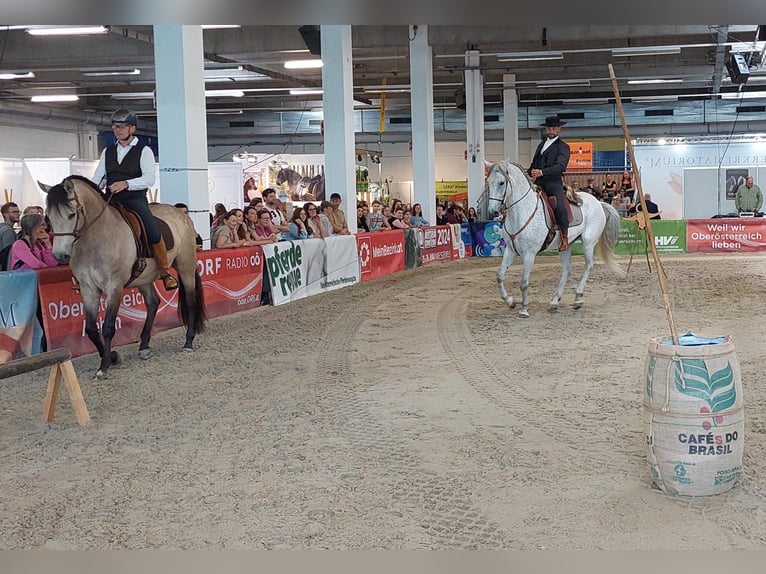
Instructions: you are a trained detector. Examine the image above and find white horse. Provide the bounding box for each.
[485,160,622,317]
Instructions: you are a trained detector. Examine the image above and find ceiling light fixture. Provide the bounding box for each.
[289,89,323,96]
[31,94,79,102]
[611,46,681,57]
[627,78,683,85]
[81,68,140,77]
[562,97,609,105]
[27,26,108,36]
[200,25,242,29]
[537,79,591,88]
[721,91,766,99]
[0,71,35,80]
[205,89,244,97]
[631,95,680,103]
[284,59,323,69]
[497,51,563,62]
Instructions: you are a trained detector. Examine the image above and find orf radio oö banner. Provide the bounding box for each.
[418,225,453,266]
[262,236,360,306]
[356,229,405,281]
[0,270,40,363]
[196,246,264,316]
[686,219,766,253]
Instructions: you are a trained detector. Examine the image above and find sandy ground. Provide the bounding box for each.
[1,252,766,549]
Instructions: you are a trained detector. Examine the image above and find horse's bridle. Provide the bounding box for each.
[51,185,113,242]
[494,164,540,256]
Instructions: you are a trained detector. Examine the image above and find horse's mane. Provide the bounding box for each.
[45,174,104,213]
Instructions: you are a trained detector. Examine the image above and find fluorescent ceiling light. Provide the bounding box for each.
[81,68,140,77]
[721,91,766,99]
[284,59,323,69]
[31,94,79,102]
[611,46,681,57]
[537,79,591,88]
[205,89,244,97]
[208,110,243,115]
[562,98,609,105]
[204,67,266,82]
[0,71,35,80]
[27,26,108,36]
[631,95,679,103]
[200,25,241,29]
[497,51,563,62]
[112,92,154,99]
[627,78,683,85]
[362,85,411,93]
[289,89,323,95]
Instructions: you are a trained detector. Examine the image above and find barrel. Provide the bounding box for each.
[643,334,744,496]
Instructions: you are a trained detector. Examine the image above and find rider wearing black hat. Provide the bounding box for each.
[528,116,571,251]
[92,109,178,290]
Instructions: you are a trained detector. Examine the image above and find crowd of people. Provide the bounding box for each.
[565,171,660,219]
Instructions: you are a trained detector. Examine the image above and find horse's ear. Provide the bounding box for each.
[63,179,75,193]
[37,180,51,194]
[483,159,493,170]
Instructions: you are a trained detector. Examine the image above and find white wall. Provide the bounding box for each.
[0,125,81,159]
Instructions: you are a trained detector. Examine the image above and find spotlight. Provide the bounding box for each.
[357,154,363,162]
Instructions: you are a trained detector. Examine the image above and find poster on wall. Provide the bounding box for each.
[267,154,326,202]
[725,169,749,200]
[568,142,593,172]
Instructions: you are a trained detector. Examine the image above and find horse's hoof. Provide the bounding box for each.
[94,370,108,380]
[182,346,194,353]
[138,348,152,360]
[573,301,583,310]
[518,310,530,318]
[504,296,515,308]
[110,351,122,365]
[548,304,559,313]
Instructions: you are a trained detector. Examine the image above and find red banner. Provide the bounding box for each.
[356,230,405,281]
[37,246,264,358]
[686,219,766,253]
[418,225,453,266]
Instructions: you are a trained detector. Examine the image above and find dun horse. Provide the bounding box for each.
[40,176,206,378]
[485,160,622,317]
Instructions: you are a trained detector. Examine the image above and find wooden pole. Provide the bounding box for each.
[608,63,679,345]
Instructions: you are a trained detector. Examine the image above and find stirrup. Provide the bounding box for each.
[161,273,179,291]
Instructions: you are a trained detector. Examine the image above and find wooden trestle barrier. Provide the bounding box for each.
[0,348,90,426]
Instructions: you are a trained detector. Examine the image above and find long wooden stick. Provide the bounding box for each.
[608,64,679,345]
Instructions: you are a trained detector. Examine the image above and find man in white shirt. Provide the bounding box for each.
[92,109,177,290]
[262,188,289,239]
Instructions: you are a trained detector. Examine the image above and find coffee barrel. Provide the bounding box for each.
[643,334,744,496]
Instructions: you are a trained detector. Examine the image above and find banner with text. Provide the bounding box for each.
[0,270,40,363]
[686,218,766,253]
[616,220,687,255]
[418,225,454,266]
[356,230,405,281]
[263,236,360,306]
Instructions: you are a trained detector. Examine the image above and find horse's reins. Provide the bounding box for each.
[52,186,115,242]
[496,166,540,256]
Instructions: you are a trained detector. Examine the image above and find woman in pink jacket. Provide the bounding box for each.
[8,213,59,271]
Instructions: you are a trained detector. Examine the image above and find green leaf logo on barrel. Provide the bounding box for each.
[673,359,735,412]
[645,355,656,398]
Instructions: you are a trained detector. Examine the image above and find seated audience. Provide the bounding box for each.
[9,213,59,270]
[319,201,335,237]
[366,200,386,231]
[250,210,279,244]
[388,207,407,230]
[410,203,430,227]
[285,207,309,240]
[212,210,250,249]
[357,205,370,233]
[304,202,325,238]
[435,204,447,226]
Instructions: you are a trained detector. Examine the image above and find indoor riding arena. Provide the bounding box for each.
[2,253,765,549]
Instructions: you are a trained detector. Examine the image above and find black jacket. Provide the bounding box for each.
[528,138,570,187]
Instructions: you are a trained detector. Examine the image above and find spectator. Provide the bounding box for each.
[388,207,407,230]
[328,192,350,235]
[402,210,413,228]
[233,208,250,242]
[8,213,59,271]
[304,202,325,238]
[284,207,309,240]
[356,205,370,233]
[636,193,661,219]
[583,177,600,198]
[735,176,763,214]
[620,171,635,202]
[263,187,289,238]
[391,199,403,214]
[211,203,227,231]
[445,205,466,224]
[410,203,430,227]
[212,210,249,249]
[467,207,478,223]
[251,210,279,243]
[243,206,259,239]
[1,202,21,257]
[174,202,203,250]
[602,173,618,202]
[366,200,386,231]
[435,204,447,226]
[318,200,335,236]
[248,197,264,209]
[611,193,627,218]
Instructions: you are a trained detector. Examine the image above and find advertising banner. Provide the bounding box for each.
[356,230,405,281]
[449,223,467,259]
[470,221,507,257]
[404,228,421,269]
[263,236,360,306]
[686,218,766,253]
[0,270,41,363]
[616,220,687,255]
[459,223,473,257]
[418,225,453,266]
[568,142,593,172]
[37,247,264,358]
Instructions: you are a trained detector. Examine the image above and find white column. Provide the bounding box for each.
[503,73,519,162]
[409,25,436,226]
[153,25,209,246]
[465,50,485,212]
[320,25,357,233]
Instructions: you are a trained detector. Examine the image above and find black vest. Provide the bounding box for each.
[105,144,147,190]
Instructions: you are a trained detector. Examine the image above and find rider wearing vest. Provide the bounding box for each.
[528,116,571,251]
[92,109,178,290]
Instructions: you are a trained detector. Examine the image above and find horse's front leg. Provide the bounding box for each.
[573,240,597,309]
[80,285,105,360]
[137,283,159,360]
[518,253,536,318]
[549,249,573,312]
[96,291,122,379]
[496,245,516,308]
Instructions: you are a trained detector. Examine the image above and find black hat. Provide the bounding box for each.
[539,116,566,127]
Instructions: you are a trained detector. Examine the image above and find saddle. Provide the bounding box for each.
[538,186,584,252]
[113,204,175,286]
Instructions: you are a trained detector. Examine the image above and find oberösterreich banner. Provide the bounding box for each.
[686,218,766,253]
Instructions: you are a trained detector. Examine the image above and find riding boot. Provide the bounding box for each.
[150,237,179,290]
[558,227,569,252]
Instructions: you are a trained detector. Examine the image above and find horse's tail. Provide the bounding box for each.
[178,270,207,334]
[598,203,626,275]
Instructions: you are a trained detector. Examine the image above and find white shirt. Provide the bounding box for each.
[92,136,156,190]
[540,135,559,155]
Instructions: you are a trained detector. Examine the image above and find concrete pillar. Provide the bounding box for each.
[153,25,209,246]
[320,25,357,233]
[503,73,519,162]
[465,50,485,212]
[409,24,436,225]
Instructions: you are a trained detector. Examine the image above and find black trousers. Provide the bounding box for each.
[110,190,160,244]
[543,181,568,231]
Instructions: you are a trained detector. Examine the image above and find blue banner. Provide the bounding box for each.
[470,221,507,257]
[460,223,473,256]
[0,270,41,363]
